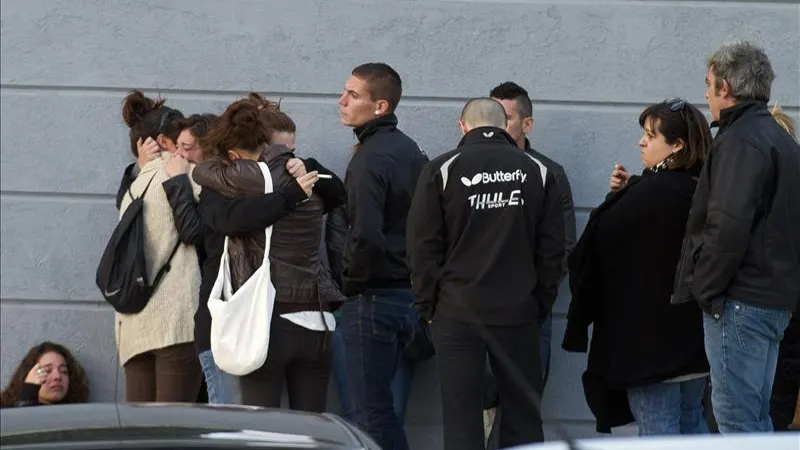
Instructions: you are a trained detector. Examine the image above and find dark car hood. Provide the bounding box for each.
[0,403,373,449]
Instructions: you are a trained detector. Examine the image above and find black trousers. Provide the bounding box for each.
[240,317,332,412]
[432,316,544,450]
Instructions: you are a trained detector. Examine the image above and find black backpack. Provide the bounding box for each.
[96,174,180,314]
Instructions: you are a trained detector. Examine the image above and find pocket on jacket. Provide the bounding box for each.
[673,241,702,303]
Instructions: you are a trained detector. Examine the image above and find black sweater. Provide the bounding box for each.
[407,127,564,325]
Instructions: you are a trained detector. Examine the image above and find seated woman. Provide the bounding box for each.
[563,98,712,436]
[193,96,346,412]
[0,342,89,407]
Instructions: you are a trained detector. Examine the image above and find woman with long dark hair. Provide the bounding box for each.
[1,341,89,407]
[194,95,344,412]
[564,98,713,435]
[193,96,345,412]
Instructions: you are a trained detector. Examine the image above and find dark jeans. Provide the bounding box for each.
[331,324,416,424]
[240,316,331,413]
[124,342,203,402]
[340,288,418,450]
[433,315,543,450]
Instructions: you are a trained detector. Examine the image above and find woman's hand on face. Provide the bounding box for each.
[296,171,319,197]
[609,164,630,192]
[286,158,307,178]
[165,154,191,178]
[137,137,160,168]
[24,364,48,385]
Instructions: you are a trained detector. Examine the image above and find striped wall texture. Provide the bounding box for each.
[2,1,798,447]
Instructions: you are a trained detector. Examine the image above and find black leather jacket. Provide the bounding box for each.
[193,145,347,309]
[672,101,800,313]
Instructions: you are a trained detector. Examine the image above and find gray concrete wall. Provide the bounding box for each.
[1,0,798,447]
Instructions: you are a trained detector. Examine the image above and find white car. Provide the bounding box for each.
[515,433,800,450]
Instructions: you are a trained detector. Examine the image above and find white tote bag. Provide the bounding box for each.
[208,162,275,376]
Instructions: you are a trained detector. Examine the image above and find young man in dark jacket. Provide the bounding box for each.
[407,98,564,450]
[672,41,800,433]
[336,62,428,450]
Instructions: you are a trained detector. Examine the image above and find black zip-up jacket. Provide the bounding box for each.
[524,139,577,278]
[341,113,429,296]
[407,127,565,325]
[673,101,800,313]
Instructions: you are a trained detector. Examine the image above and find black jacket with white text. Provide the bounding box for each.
[407,127,565,325]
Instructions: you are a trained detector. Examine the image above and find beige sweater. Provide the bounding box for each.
[115,152,202,366]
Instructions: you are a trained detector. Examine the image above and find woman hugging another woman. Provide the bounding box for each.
[193,94,346,412]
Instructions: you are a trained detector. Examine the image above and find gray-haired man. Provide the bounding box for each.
[673,41,800,433]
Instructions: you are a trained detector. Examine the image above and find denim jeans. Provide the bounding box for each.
[331,326,360,422]
[331,327,416,424]
[198,350,240,405]
[340,288,418,450]
[627,377,709,436]
[704,298,792,433]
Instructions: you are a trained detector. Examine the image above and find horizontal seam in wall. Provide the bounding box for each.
[8,83,796,112]
[0,190,116,203]
[0,298,110,310]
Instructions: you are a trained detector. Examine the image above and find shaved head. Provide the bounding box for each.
[460,98,507,133]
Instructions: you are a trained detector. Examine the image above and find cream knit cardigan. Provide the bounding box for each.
[115,152,202,366]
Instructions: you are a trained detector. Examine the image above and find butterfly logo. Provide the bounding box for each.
[460,173,483,187]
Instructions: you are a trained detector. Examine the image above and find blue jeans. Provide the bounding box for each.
[198,350,240,405]
[332,325,416,424]
[627,377,709,436]
[340,288,418,450]
[704,298,792,433]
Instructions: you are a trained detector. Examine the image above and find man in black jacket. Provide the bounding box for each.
[336,62,428,450]
[407,98,564,449]
[490,82,576,386]
[673,41,800,433]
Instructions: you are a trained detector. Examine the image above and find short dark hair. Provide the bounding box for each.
[351,63,402,112]
[490,82,533,118]
[638,98,712,170]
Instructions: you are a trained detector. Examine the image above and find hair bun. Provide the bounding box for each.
[121,90,165,128]
[229,102,262,134]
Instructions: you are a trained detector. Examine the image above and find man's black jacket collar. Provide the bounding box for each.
[353,113,398,143]
[458,126,517,147]
[713,100,768,132]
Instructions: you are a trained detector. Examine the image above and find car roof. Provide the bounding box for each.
[0,403,367,449]
[516,433,800,450]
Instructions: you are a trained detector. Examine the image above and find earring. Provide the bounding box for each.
[374,110,380,115]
